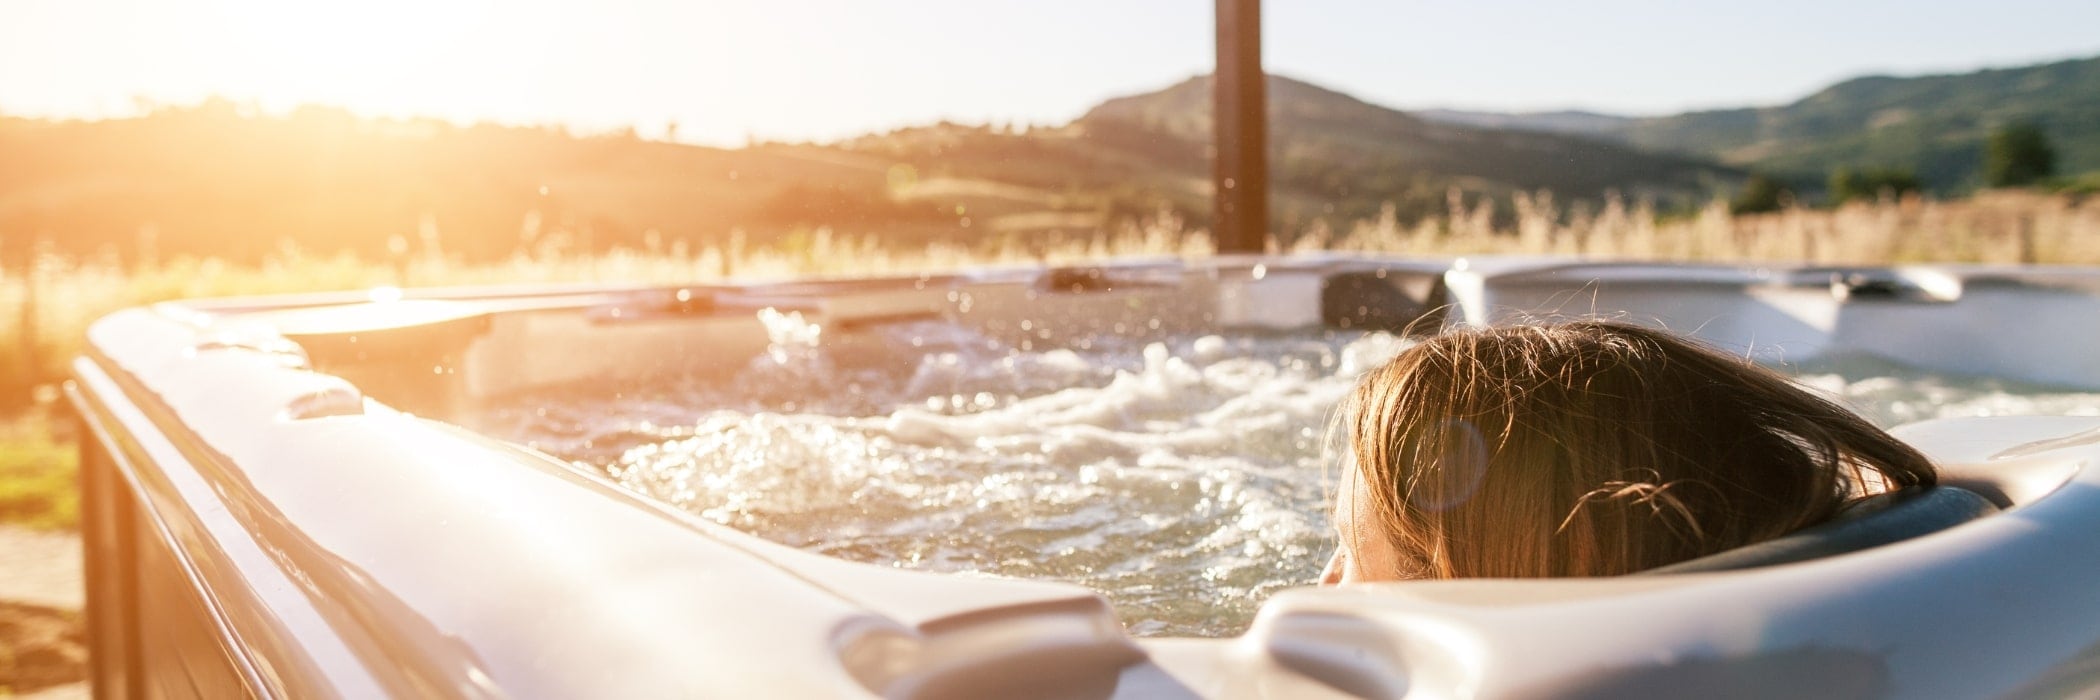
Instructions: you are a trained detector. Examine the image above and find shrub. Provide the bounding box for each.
[1731,173,1791,214]
[1986,122,2057,188]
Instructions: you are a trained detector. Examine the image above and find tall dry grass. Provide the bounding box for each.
[1296,189,2100,265]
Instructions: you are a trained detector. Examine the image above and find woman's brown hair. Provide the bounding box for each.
[1339,320,1937,579]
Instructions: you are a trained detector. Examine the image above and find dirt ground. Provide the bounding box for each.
[0,527,86,698]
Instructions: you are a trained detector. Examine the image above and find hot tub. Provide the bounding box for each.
[67,256,2100,698]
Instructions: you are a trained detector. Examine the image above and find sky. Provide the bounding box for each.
[3,0,2098,147]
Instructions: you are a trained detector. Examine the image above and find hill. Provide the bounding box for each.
[848,76,1737,232]
[1,78,1737,265]
[1075,76,1734,216]
[0,101,952,266]
[1416,54,2100,193]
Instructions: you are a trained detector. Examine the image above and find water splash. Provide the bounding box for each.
[757,307,823,366]
[483,327,1405,636]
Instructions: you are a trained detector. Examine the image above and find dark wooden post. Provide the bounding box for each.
[1214,0,1267,254]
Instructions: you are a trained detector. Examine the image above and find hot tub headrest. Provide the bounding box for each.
[1640,486,1999,575]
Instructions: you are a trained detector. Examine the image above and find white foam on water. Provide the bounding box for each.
[482,324,1406,636]
[1789,353,2100,426]
[476,326,2100,638]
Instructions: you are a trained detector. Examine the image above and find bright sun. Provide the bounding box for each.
[206,0,502,116]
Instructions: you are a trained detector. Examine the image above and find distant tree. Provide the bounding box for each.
[1828,167,1863,204]
[1828,166,1921,205]
[1731,173,1791,214]
[1985,122,2056,187]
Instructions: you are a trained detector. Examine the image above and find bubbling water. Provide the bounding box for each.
[475,317,2100,638]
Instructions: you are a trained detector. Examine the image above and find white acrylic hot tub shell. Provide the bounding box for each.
[67,257,2100,698]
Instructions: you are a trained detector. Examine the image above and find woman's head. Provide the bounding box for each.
[1322,320,1936,583]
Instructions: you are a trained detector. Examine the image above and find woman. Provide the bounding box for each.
[1322,320,1937,583]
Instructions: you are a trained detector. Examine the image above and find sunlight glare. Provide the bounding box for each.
[210,0,500,115]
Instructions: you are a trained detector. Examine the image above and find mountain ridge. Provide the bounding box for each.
[839,73,1738,235]
[1412,53,2100,191]
[43,62,2051,264]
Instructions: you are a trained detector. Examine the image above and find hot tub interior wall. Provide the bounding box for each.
[273,263,2100,419]
[277,263,1453,419]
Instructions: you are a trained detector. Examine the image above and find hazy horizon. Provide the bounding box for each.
[5,0,2100,147]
